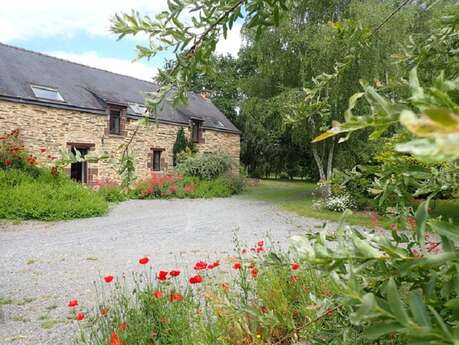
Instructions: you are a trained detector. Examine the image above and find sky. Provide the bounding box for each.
[0,1,243,81]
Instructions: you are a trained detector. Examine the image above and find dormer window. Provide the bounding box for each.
[31,85,64,102]
[109,109,121,135]
[191,119,203,143]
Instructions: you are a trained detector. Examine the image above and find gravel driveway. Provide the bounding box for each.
[0,197,331,345]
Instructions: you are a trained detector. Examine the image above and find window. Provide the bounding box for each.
[31,85,64,102]
[109,109,121,135]
[152,150,161,171]
[191,119,202,143]
[128,103,147,115]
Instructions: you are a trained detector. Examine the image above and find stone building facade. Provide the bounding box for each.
[0,43,240,184]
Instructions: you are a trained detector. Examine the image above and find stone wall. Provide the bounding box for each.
[0,100,240,183]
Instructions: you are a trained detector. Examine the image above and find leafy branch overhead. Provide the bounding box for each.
[111,0,292,108]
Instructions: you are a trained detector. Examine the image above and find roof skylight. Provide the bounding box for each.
[31,85,64,102]
[128,103,148,115]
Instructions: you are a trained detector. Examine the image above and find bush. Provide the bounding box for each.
[130,173,245,199]
[176,153,232,180]
[94,179,127,203]
[0,169,108,221]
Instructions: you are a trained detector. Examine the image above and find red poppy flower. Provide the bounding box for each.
[103,275,114,283]
[250,268,258,279]
[110,331,121,345]
[169,270,181,277]
[153,290,163,299]
[189,275,203,284]
[232,262,241,270]
[207,261,220,269]
[100,307,109,317]
[76,312,85,321]
[157,271,168,281]
[256,247,264,253]
[4,159,12,167]
[194,261,208,270]
[68,299,78,308]
[119,322,128,331]
[257,240,264,248]
[291,263,300,270]
[139,256,149,265]
[170,292,184,302]
[40,148,47,153]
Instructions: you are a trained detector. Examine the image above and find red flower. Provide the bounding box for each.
[100,307,109,317]
[208,261,220,269]
[157,271,168,281]
[153,290,163,299]
[290,275,299,283]
[189,275,203,284]
[76,312,85,321]
[40,148,47,153]
[169,270,181,277]
[170,292,184,302]
[232,262,241,270]
[291,263,300,270]
[103,275,114,283]
[119,322,128,331]
[257,240,264,248]
[250,268,258,279]
[184,184,195,193]
[139,256,149,265]
[68,299,78,308]
[194,261,208,270]
[256,247,264,253]
[110,331,121,345]
[4,159,12,167]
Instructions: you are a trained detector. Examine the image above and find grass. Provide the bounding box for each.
[241,179,459,226]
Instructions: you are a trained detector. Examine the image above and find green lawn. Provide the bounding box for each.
[241,179,459,226]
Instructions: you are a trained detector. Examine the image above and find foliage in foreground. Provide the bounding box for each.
[73,242,365,345]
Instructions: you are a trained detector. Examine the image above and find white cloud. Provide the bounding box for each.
[216,24,244,57]
[47,51,157,81]
[0,0,168,42]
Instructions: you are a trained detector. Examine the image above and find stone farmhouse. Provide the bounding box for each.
[0,43,240,184]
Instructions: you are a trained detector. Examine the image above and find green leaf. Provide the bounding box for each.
[444,297,459,310]
[386,278,410,326]
[428,220,459,242]
[408,291,431,328]
[415,201,429,253]
[365,322,404,339]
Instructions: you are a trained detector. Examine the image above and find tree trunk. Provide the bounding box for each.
[312,143,326,181]
[326,138,335,180]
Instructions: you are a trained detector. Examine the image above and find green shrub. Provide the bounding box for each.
[0,169,108,221]
[176,153,232,180]
[95,179,127,202]
[130,173,245,200]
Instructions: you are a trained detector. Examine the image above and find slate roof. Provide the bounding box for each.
[0,42,239,133]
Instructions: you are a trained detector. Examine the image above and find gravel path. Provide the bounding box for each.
[0,197,332,345]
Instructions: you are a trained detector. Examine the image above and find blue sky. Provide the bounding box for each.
[0,1,242,81]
